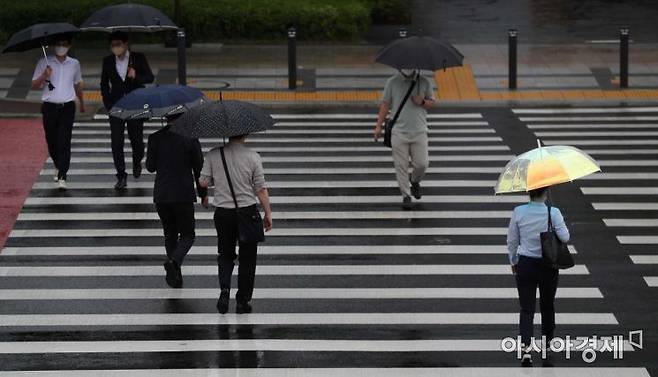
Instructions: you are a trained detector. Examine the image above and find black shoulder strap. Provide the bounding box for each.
[220,147,239,209]
[390,75,419,127]
[547,204,554,231]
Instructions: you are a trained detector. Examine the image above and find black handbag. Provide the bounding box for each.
[383,76,418,148]
[541,205,575,270]
[220,147,265,244]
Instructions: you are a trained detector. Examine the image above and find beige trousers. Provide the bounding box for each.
[391,132,429,197]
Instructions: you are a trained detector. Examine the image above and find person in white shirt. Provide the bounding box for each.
[31,36,85,190]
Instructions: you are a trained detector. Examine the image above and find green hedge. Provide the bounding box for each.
[0,0,410,44]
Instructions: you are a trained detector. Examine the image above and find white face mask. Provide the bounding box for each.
[400,69,417,78]
[112,45,126,57]
[54,46,69,57]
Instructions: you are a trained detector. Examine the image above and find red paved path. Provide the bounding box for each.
[0,118,47,250]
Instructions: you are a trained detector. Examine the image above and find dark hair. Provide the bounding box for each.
[165,112,183,123]
[53,34,73,44]
[109,31,129,43]
[528,187,548,200]
[229,134,248,141]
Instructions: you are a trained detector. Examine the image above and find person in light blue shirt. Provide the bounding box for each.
[506,186,570,367]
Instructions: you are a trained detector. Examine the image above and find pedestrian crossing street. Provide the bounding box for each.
[515,106,658,290]
[0,109,650,375]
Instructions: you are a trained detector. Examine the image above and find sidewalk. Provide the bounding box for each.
[1,43,658,108]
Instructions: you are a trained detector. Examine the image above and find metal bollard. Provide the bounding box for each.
[508,29,518,90]
[620,27,629,89]
[177,28,187,86]
[288,27,297,90]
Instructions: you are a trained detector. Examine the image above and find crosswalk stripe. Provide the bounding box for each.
[0,312,616,326]
[70,146,511,152]
[536,131,658,137]
[618,236,658,244]
[583,173,658,180]
[16,210,513,221]
[94,113,485,120]
[5,245,574,256]
[584,188,658,195]
[38,167,507,175]
[69,136,503,143]
[70,128,496,135]
[544,140,658,145]
[0,287,602,300]
[644,277,658,286]
[51,155,514,163]
[23,195,525,205]
[529,124,658,129]
[0,265,590,276]
[0,368,649,377]
[513,107,658,114]
[520,116,658,122]
[582,149,658,155]
[593,203,658,210]
[604,219,658,226]
[629,256,658,264]
[8,227,511,238]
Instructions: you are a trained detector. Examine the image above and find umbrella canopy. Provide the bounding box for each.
[375,36,464,71]
[109,84,207,120]
[2,23,79,54]
[80,3,178,32]
[495,144,601,194]
[170,100,275,139]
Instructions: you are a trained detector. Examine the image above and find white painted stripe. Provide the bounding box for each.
[52,155,513,163]
[17,210,512,221]
[536,131,658,137]
[583,187,658,195]
[529,123,658,129]
[94,113,484,120]
[0,245,528,256]
[70,128,495,135]
[597,160,658,166]
[582,149,658,155]
[0,264,589,276]
[605,219,658,226]
[70,145,511,153]
[0,312,614,326]
[645,277,658,286]
[23,195,524,205]
[8,227,510,238]
[0,367,648,377]
[618,236,658,244]
[544,140,658,146]
[32,180,498,190]
[38,167,506,175]
[520,116,658,122]
[0,287,602,300]
[593,203,658,210]
[69,136,503,143]
[583,173,658,180]
[513,107,658,114]
[629,255,658,264]
[77,121,491,128]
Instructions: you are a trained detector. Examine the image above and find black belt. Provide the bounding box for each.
[43,101,74,108]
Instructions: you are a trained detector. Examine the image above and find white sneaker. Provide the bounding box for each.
[58,179,67,191]
[54,170,59,182]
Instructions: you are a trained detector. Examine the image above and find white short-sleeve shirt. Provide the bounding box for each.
[32,55,83,104]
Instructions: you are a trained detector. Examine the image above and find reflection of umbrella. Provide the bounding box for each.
[495,142,601,194]
[109,85,207,120]
[2,23,79,91]
[80,3,178,32]
[375,36,464,71]
[170,100,275,138]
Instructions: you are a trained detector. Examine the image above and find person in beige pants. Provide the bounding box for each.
[374,69,435,209]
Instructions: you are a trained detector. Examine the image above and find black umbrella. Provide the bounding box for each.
[170,100,276,139]
[80,3,178,32]
[375,36,464,71]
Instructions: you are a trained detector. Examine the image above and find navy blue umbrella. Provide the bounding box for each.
[109,84,207,120]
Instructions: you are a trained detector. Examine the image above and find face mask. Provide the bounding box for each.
[400,69,416,78]
[54,46,69,57]
[111,45,126,56]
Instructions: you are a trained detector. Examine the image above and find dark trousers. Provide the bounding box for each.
[42,101,75,180]
[214,206,258,303]
[516,255,559,346]
[156,202,195,266]
[110,116,144,178]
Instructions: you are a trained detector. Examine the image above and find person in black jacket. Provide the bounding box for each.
[101,31,154,190]
[146,113,208,288]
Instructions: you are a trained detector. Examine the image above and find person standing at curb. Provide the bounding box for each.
[31,35,85,191]
[374,69,435,210]
[100,31,154,191]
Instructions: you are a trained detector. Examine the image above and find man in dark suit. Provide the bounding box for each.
[101,31,154,190]
[146,113,208,288]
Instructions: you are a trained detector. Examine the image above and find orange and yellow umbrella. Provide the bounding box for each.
[495,144,601,194]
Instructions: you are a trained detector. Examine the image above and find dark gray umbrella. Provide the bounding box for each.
[170,100,276,138]
[375,36,464,71]
[109,85,207,120]
[80,3,178,32]
[2,23,79,56]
